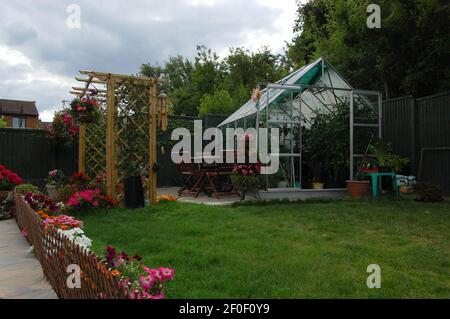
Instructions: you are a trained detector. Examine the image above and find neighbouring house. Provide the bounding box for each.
[0,99,39,129]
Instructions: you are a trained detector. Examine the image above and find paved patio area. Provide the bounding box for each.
[0,219,57,299]
[157,187,253,206]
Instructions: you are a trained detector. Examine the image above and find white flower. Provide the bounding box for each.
[57,227,93,250]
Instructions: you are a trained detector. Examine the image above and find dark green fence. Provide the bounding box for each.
[382,91,450,192]
[0,128,78,186]
[0,114,227,188]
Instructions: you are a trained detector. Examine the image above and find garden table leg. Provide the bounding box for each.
[371,174,379,198]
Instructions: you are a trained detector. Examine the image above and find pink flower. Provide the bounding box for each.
[140,275,155,291]
[159,267,175,281]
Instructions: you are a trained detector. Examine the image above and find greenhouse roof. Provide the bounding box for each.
[218,57,353,127]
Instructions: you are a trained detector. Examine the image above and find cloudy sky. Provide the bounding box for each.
[0,0,300,121]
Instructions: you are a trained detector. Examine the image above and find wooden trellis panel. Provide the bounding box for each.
[80,106,107,179]
[72,71,167,205]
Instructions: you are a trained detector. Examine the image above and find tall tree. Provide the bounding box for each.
[288,0,450,98]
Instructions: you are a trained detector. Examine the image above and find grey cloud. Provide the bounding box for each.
[0,0,293,120]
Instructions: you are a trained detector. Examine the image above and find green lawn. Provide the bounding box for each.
[72,198,450,298]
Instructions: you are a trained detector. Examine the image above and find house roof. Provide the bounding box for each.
[0,99,39,116]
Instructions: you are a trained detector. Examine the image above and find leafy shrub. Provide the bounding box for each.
[415,182,444,202]
[15,184,41,195]
[47,169,66,186]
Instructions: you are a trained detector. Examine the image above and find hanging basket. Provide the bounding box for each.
[70,97,101,124]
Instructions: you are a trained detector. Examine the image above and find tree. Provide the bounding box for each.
[198,89,237,117]
[288,0,450,98]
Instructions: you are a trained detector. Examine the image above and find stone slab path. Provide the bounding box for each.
[0,219,57,299]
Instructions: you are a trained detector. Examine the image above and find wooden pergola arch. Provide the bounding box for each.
[70,70,168,205]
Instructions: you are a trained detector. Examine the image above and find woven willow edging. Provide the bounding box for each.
[14,193,129,299]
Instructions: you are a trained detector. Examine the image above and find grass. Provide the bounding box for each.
[72,198,450,298]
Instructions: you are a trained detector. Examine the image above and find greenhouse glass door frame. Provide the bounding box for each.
[263,83,382,189]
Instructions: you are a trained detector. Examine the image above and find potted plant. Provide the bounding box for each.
[230,163,262,200]
[120,153,145,209]
[45,109,79,147]
[369,140,393,172]
[346,172,370,199]
[46,169,65,201]
[0,164,23,201]
[359,157,379,173]
[388,154,409,174]
[312,177,325,189]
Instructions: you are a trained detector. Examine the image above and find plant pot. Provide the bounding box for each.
[400,185,414,194]
[124,176,144,209]
[46,185,61,201]
[312,182,324,190]
[346,180,370,198]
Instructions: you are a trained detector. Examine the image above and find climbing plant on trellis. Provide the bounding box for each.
[71,71,168,205]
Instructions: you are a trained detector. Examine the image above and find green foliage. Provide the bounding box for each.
[14,184,41,195]
[74,200,450,298]
[198,89,237,117]
[0,117,6,128]
[141,46,289,116]
[303,102,350,182]
[369,140,410,173]
[288,0,450,98]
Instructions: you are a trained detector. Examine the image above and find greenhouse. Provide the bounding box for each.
[218,57,382,196]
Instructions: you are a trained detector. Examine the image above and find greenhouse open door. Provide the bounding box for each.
[350,90,382,180]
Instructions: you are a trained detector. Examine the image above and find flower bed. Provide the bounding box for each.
[0,164,23,192]
[14,191,174,299]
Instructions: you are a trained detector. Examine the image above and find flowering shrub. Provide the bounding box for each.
[232,162,262,176]
[57,227,92,249]
[70,172,91,190]
[230,163,262,200]
[104,246,174,299]
[47,169,65,186]
[70,97,100,124]
[157,195,177,203]
[40,213,82,230]
[0,165,23,191]
[66,189,119,211]
[45,110,79,146]
[24,193,61,213]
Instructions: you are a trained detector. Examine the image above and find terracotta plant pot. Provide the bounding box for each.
[346,180,370,198]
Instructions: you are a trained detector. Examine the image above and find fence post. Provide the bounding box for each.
[410,97,417,174]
